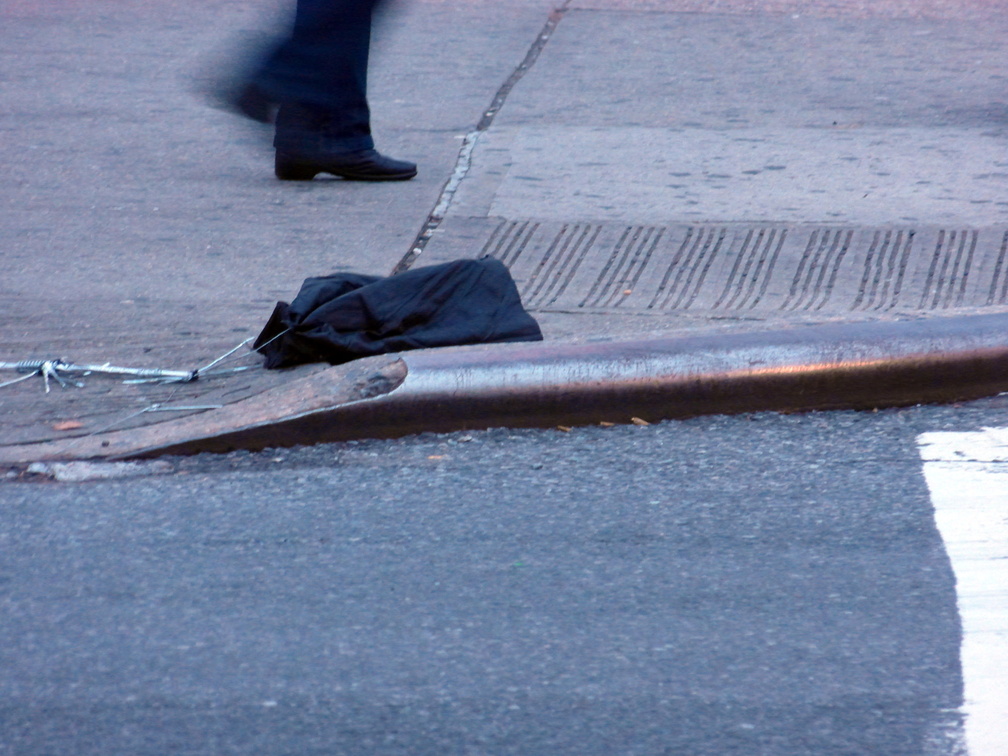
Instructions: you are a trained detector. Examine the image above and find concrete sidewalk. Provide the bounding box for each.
[2,0,1007,463]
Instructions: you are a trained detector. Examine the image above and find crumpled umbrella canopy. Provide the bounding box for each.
[254,257,543,369]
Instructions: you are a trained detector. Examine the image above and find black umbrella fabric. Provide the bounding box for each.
[254,258,543,369]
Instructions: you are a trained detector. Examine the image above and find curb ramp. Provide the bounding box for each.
[4,312,1008,465]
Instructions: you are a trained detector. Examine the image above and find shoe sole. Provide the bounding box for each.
[275,157,417,182]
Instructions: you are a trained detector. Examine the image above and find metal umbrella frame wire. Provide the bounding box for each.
[0,359,195,393]
[0,334,285,394]
[0,330,298,452]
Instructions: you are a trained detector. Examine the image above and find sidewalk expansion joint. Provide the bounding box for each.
[392,3,571,275]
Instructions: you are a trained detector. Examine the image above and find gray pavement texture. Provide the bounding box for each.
[2,0,1007,459]
[0,404,977,754]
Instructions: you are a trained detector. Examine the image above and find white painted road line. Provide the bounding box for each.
[919,428,1008,756]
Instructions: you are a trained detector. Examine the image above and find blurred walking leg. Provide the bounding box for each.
[240,0,416,181]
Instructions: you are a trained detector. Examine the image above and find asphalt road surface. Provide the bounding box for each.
[3,398,1006,755]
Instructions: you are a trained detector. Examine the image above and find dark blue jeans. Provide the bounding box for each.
[257,0,382,153]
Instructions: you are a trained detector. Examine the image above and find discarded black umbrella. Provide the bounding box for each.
[253,257,543,369]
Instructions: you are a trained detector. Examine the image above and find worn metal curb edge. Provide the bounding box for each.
[4,312,1008,464]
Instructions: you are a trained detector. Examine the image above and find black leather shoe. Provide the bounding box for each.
[275,149,418,181]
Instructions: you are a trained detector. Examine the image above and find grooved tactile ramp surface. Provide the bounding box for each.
[477,220,1008,316]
